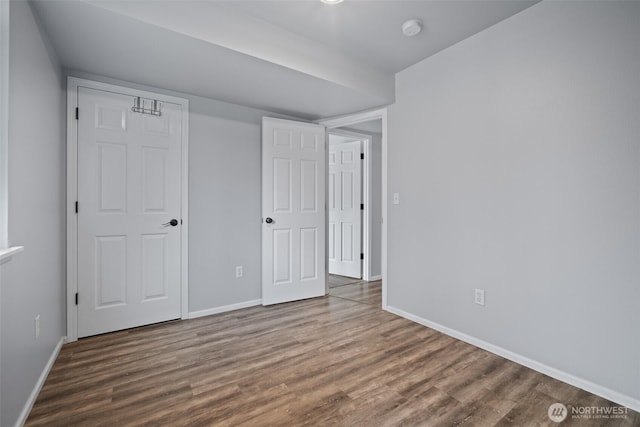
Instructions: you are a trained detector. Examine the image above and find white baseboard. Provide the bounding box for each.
[385,306,640,413]
[368,275,382,281]
[15,336,66,427]
[189,299,262,319]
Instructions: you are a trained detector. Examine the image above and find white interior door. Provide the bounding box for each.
[328,140,362,278]
[262,117,326,305]
[77,87,182,338]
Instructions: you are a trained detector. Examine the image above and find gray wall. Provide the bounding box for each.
[188,98,265,311]
[66,71,301,314]
[388,0,640,402]
[1,1,66,425]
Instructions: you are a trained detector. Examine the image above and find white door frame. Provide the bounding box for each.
[66,77,189,342]
[317,108,388,309]
[0,0,9,251]
[327,128,373,281]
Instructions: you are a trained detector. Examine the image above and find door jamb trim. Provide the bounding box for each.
[66,77,189,342]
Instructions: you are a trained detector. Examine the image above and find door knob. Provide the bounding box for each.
[162,219,178,227]
[265,217,273,224]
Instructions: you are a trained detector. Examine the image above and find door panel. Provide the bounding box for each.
[300,228,318,280]
[273,158,292,213]
[262,118,326,305]
[77,86,182,338]
[95,235,127,308]
[342,171,354,209]
[273,229,293,285]
[328,140,362,278]
[142,147,168,212]
[97,142,127,212]
[300,160,318,212]
[141,234,168,301]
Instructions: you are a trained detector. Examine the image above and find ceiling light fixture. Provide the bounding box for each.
[402,19,423,37]
[320,0,344,4]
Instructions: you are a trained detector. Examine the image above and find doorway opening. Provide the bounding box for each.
[260,109,388,309]
[328,130,365,281]
[325,118,383,306]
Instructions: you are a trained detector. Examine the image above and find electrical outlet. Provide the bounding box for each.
[474,289,485,306]
[392,192,400,205]
[235,266,243,278]
[35,315,41,339]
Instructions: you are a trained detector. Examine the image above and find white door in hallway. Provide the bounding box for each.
[328,140,362,278]
[77,87,183,338]
[262,117,326,305]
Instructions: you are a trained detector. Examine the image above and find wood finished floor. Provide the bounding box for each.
[328,274,364,289]
[28,281,638,426]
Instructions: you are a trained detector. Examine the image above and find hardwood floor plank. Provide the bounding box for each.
[26,281,638,426]
[328,274,363,288]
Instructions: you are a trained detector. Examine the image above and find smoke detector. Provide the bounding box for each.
[402,19,423,37]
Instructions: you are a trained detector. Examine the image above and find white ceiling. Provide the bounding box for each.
[221,0,539,74]
[32,0,538,120]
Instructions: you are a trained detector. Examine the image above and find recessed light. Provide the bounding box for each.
[402,19,423,37]
[320,0,344,4]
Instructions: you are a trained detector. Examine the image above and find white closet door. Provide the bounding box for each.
[77,87,182,337]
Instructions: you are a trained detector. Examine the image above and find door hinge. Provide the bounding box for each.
[360,153,364,160]
[75,107,79,120]
[75,293,78,305]
[75,201,78,213]
[360,203,364,210]
[360,253,364,260]
[181,219,183,225]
